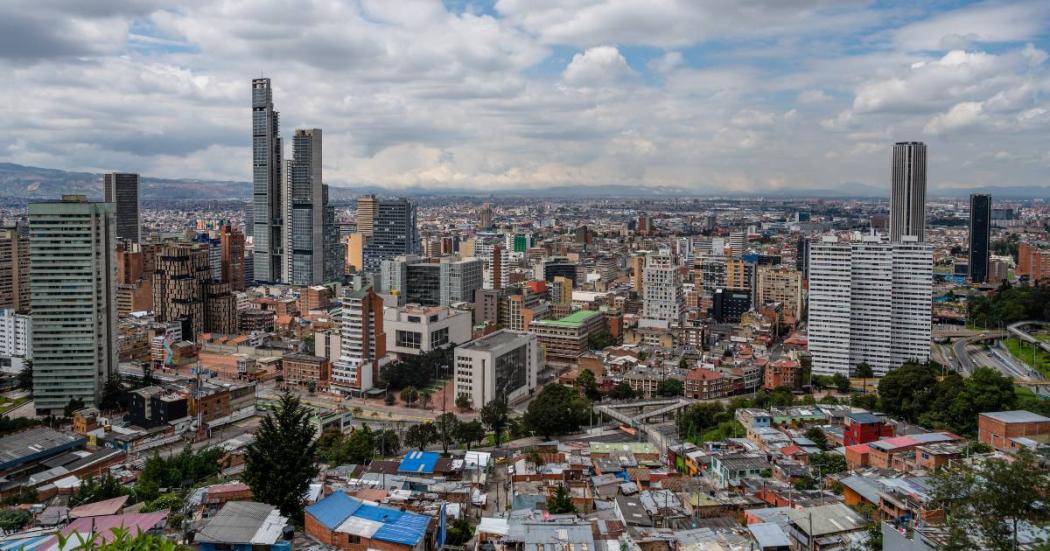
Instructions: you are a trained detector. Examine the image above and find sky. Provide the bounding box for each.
[1,0,1048,194]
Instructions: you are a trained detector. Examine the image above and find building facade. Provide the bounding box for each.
[331,287,388,394]
[29,196,118,414]
[220,223,246,291]
[251,78,284,282]
[756,266,803,320]
[529,310,606,368]
[454,330,540,407]
[0,228,30,313]
[968,193,991,284]
[384,305,472,356]
[103,172,140,243]
[362,199,419,274]
[642,255,682,324]
[808,235,932,376]
[889,142,927,242]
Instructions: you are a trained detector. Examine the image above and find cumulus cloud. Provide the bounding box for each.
[562,46,633,86]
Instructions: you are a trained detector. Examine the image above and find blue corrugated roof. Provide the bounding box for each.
[305,491,362,529]
[354,503,404,524]
[372,510,430,546]
[398,451,440,474]
[0,535,52,551]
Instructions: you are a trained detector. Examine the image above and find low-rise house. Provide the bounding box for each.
[196,501,291,551]
[785,502,867,550]
[304,491,433,551]
[978,410,1050,451]
[710,454,770,489]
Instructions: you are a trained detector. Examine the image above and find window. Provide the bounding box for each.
[396,330,422,349]
[431,327,449,348]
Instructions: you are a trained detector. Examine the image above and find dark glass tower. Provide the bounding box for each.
[968,193,991,283]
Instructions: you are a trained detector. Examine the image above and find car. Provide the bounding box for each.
[507,465,515,475]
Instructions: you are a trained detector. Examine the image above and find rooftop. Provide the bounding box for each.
[0,427,85,470]
[196,501,287,545]
[532,309,602,328]
[981,410,1050,424]
[459,329,530,351]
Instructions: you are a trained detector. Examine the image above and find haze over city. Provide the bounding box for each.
[2,0,1049,194]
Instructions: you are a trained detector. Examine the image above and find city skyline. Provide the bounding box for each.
[0,1,1048,194]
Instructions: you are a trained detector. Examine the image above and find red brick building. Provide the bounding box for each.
[685,368,729,400]
[978,410,1050,451]
[842,412,893,446]
[763,359,801,390]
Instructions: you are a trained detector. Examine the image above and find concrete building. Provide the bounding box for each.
[1018,242,1050,282]
[642,255,682,325]
[29,195,117,414]
[251,78,284,282]
[0,227,30,313]
[630,254,645,292]
[712,288,751,323]
[756,266,803,320]
[529,310,606,368]
[220,223,246,291]
[889,141,927,242]
[283,353,329,390]
[454,329,540,407]
[551,275,573,305]
[968,193,991,284]
[0,309,31,375]
[331,287,388,394]
[384,305,472,356]
[355,194,377,239]
[345,232,364,273]
[978,410,1050,451]
[808,235,932,376]
[287,128,333,285]
[362,199,419,274]
[103,172,140,243]
[381,256,483,307]
[151,244,209,339]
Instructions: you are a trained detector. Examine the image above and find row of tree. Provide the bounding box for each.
[967,280,1050,327]
[378,347,454,391]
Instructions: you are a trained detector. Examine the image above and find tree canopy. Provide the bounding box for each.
[524,384,591,439]
[480,398,510,447]
[243,393,318,522]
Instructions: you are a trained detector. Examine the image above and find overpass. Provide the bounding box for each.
[593,398,696,452]
[1008,321,1050,355]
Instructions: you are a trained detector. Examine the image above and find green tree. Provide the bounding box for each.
[831,373,850,393]
[804,427,827,450]
[657,379,684,397]
[455,393,472,411]
[434,412,460,454]
[375,429,400,457]
[243,392,318,522]
[0,509,33,532]
[480,398,510,447]
[64,397,86,418]
[74,472,129,506]
[16,362,32,391]
[678,402,728,442]
[405,422,437,451]
[456,420,485,450]
[400,386,419,407]
[809,453,847,476]
[854,362,874,378]
[877,362,938,422]
[524,384,591,439]
[546,484,576,514]
[587,331,616,350]
[344,426,376,464]
[419,389,432,409]
[576,369,602,401]
[54,527,186,551]
[610,381,635,400]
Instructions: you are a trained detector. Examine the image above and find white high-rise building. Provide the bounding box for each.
[29,195,117,414]
[808,234,932,376]
[889,142,927,242]
[0,309,31,374]
[642,255,683,325]
[454,329,539,407]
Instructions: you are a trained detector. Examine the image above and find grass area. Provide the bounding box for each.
[1036,333,1050,344]
[1004,337,1050,378]
[0,397,27,415]
[685,420,746,445]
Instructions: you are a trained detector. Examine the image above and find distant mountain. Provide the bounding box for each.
[0,162,252,201]
[932,185,1050,200]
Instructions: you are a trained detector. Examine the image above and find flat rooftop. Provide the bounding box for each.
[982,410,1050,424]
[459,330,528,352]
[532,309,602,328]
[0,427,85,470]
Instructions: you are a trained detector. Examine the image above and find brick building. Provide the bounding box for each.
[978,410,1050,451]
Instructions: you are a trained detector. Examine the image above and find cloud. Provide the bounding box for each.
[924,102,985,135]
[562,46,633,86]
[892,1,1050,52]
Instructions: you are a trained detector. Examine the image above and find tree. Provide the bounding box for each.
[610,381,635,400]
[100,376,124,410]
[0,509,32,532]
[854,362,874,378]
[17,362,32,391]
[831,373,850,393]
[344,426,376,464]
[243,392,318,522]
[456,420,485,450]
[64,397,86,418]
[434,412,460,454]
[678,402,728,442]
[54,527,183,551]
[524,384,591,439]
[546,484,576,514]
[809,453,847,476]
[804,427,828,450]
[455,393,472,411]
[657,379,684,397]
[576,369,602,401]
[400,386,419,407]
[480,399,509,447]
[877,362,938,422]
[419,389,432,410]
[384,392,395,406]
[73,472,129,506]
[405,423,437,451]
[376,429,400,457]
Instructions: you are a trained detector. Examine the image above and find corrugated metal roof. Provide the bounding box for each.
[196,502,281,544]
[372,510,429,546]
[305,491,362,530]
[398,451,439,474]
[69,495,129,518]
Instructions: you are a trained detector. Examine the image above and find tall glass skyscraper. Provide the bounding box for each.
[103,172,140,242]
[251,78,283,282]
[288,128,324,285]
[969,193,992,283]
[889,141,927,242]
[29,195,117,414]
[363,199,420,273]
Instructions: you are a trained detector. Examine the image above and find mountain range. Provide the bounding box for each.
[0,162,1045,200]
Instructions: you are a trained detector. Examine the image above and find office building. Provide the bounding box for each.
[479,204,494,230]
[282,354,329,390]
[795,235,810,279]
[322,199,343,282]
[808,235,932,376]
[0,228,30,313]
[251,78,284,282]
[756,266,803,320]
[362,199,419,273]
[631,255,645,292]
[153,243,235,338]
[384,305,472,356]
[1017,242,1050,282]
[551,275,573,305]
[712,288,751,323]
[103,173,140,242]
[381,256,482,307]
[529,310,606,368]
[481,243,508,290]
[220,223,246,291]
[346,232,365,273]
[193,232,223,281]
[356,194,378,238]
[29,195,117,414]
[288,128,327,285]
[729,230,747,257]
[968,193,991,284]
[331,287,388,394]
[642,255,682,324]
[543,260,578,286]
[889,142,927,242]
[454,330,539,407]
[0,309,31,375]
[724,257,754,291]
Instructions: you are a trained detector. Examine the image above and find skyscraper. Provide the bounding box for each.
[322,190,344,282]
[642,254,683,324]
[362,198,419,273]
[889,141,927,242]
[288,128,325,285]
[220,223,246,291]
[331,287,387,394]
[356,194,378,238]
[103,173,140,242]
[29,195,117,414]
[969,193,992,284]
[808,235,932,376]
[0,227,30,313]
[251,78,284,282]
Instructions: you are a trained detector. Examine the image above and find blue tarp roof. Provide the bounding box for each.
[398,451,440,474]
[0,535,51,551]
[304,491,429,546]
[304,491,362,529]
